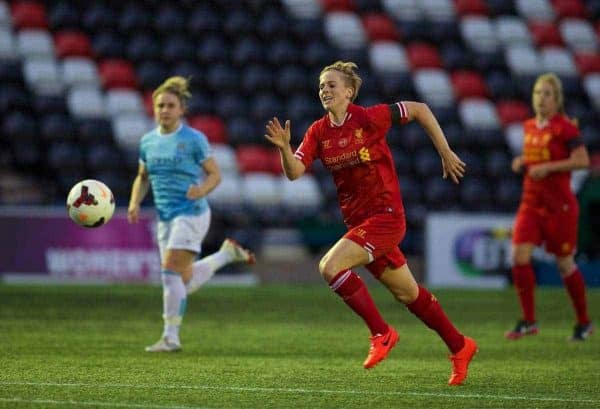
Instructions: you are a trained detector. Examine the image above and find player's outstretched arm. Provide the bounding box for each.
[265,117,306,180]
[128,163,150,224]
[403,101,466,184]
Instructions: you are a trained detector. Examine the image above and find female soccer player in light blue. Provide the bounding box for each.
[128,76,254,352]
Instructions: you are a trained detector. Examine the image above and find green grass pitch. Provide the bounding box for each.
[0,284,598,408]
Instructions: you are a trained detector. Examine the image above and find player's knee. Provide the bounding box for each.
[318,256,338,282]
[512,252,530,267]
[162,259,185,275]
[556,257,575,276]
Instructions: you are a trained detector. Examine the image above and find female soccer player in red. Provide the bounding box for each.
[264,61,477,386]
[505,73,592,341]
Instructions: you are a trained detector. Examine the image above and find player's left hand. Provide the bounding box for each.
[528,163,550,180]
[186,185,203,200]
[441,150,466,184]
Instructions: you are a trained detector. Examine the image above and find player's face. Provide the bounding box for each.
[319,70,353,112]
[532,80,558,119]
[154,92,185,132]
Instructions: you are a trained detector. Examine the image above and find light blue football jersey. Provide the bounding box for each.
[140,123,212,221]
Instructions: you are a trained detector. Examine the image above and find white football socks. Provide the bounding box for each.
[186,249,233,295]
[161,271,187,343]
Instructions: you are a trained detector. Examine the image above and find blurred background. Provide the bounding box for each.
[0,0,599,286]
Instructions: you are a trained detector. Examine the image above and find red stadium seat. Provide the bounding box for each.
[496,100,531,126]
[362,13,401,42]
[98,59,137,89]
[236,145,274,174]
[54,31,92,58]
[142,91,154,117]
[575,53,600,75]
[451,70,488,99]
[189,115,228,144]
[11,1,47,29]
[529,22,564,47]
[321,0,355,12]
[407,42,442,69]
[455,0,489,16]
[551,0,587,19]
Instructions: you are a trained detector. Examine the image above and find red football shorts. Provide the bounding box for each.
[344,212,407,278]
[512,203,579,256]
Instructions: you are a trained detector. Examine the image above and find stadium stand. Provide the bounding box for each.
[1,0,599,257]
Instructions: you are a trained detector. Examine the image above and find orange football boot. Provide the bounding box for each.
[448,336,478,386]
[363,326,399,369]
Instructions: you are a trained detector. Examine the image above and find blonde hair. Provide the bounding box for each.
[534,73,565,114]
[152,76,192,108]
[320,61,363,102]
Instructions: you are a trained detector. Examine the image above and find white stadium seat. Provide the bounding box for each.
[211,143,239,176]
[279,174,323,216]
[61,57,99,88]
[23,56,63,95]
[583,73,600,111]
[382,0,423,21]
[242,172,281,211]
[459,98,500,130]
[540,47,577,77]
[105,89,144,117]
[324,12,367,50]
[0,27,15,60]
[461,16,499,54]
[112,113,153,151]
[560,18,598,53]
[495,16,532,48]
[420,0,456,22]
[17,29,55,58]
[413,69,455,108]
[505,45,541,76]
[0,1,11,28]
[209,173,244,211]
[280,0,322,19]
[368,41,409,74]
[515,0,555,21]
[504,122,524,156]
[67,85,105,118]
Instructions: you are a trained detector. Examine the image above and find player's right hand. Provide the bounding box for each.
[265,117,291,149]
[511,156,523,173]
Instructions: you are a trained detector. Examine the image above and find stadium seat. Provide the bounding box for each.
[322,0,355,12]
[362,13,400,42]
[154,6,186,34]
[495,177,522,211]
[17,29,54,59]
[205,63,239,93]
[276,65,310,95]
[414,148,441,177]
[241,172,282,217]
[82,4,115,32]
[104,89,144,117]
[47,140,84,170]
[529,21,564,47]
[47,2,80,31]
[23,56,63,95]
[86,144,123,172]
[451,70,488,100]
[551,0,587,19]
[211,143,238,175]
[279,174,324,217]
[421,0,456,22]
[3,111,38,141]
[460,16,499,54]
[382,0,423,22]
[456,149,484,176]
[185,92,213,116]
[209,173,245,213]
[458,98,500,130]
[92,31,125,59]
[281,0,322,19]
[496,100,531,126]
[560,18,598,53]
[66,85,105,118]
[188,115,228,144]
[516,0,555,21]
[459,176,492,210]
[54,30,92,58]
[98,59,137,89]
[369,41,409,74]
[412,68,455,107]
[111,113,152,151]
[575,53,600,75]
[495,16,532,48]
[250,93,283,123]
[231,37,263,67]
[32,93,66,115]
[267,38,300,66]
[223,9,255,39]
[39,113,76,141]
[424,176,458,209]
[127,33,161,63]
[236,145,275,174]
[377,71,416,100]
[136,61,168,91]
[11,1,48,29]
[287,94,320,122]
[0,27,16,60]
[440,42,473,71]
[454,0,488,16]
[540,46,578,77]
[257,9,290,41]
[324,12,367,50]
[0,84,30,113]
[118,3,153,34]
[188,4,221,36]
[583,73,600,111]
[504,122,524,155]
[406,42,442,69]
[161,34,194,64]
[505,45,541,76]
[485,149,512,180]
[76,118,113,144]
[227,116,260,146]
[0,1,12,27]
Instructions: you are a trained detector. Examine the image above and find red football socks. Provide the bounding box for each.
[563,267,590,325]
[406,286,465,353]
[329,270,389,335]
[512,264,536,322]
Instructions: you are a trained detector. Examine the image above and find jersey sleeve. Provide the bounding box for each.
[139,135,148,165]
[193,131,212,165]
[365,104,393,132]
[294,122,319,169]
[560,118,584,150]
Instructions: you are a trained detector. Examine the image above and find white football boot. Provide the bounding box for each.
[221,239,255,264]
[145,337,182,352]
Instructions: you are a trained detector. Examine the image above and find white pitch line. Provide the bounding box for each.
[0,397,210,409]
[1,381,599,405]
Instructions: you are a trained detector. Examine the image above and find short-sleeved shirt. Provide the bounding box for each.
[140,123,212,221]
[294,103,408,225]
[520,113,582,213]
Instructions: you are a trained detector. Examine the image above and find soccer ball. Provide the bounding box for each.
[66,179,115,228]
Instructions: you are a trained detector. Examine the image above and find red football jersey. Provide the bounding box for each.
[520,113,582,211]
[295,103,408,224]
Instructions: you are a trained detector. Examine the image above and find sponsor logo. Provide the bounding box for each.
[338,137,349,148]
[354,128,364,142]
[359,147,371,162]
[322,139,332,149]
